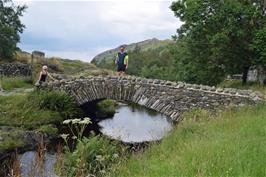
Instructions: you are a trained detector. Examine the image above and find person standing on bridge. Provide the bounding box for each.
[115,46,129,76]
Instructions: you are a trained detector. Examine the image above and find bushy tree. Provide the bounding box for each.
[0,0,26,61]
[127,45,178,81]
[251,24,266,84]
[171,0,266,85]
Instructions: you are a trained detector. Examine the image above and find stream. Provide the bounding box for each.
[17,102,173,177]
[98,103,172,143]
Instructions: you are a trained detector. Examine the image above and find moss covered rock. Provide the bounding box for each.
[95,99,118,118]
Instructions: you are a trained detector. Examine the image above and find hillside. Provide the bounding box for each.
[91,38,174,66]
[13,51,114,78]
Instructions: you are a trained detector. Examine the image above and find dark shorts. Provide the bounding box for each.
[117,64,126,72]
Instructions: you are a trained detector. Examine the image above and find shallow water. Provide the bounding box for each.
[19,151,56,177]
[98,104,173,143]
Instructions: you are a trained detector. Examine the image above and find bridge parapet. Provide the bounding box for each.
[47,75,264,122]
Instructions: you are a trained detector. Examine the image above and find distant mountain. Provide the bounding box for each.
[91,38,174,65]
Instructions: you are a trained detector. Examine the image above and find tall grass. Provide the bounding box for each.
[56,118,123,177]
[60,135,121,177]
[218,80,266,93]
[0,76,33,91]
[0,90,81,128]
[109,104,266,177]
[28,90,82,119]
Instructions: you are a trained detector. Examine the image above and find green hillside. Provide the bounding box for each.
[91,38,173,66]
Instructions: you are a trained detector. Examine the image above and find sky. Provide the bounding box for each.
[15,0,182,62]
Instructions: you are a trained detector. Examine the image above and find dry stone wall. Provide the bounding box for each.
[47,75,264,122]
[0,63,31,77]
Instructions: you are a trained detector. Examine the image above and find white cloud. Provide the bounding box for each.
[43,46,114,61]
[43,50,94,61]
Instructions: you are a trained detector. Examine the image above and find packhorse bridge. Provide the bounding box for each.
[47,75,263,122]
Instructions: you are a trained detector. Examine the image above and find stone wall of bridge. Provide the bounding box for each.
[47,75,264,122]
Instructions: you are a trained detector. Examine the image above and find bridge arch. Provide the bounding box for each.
[48,76,262,122]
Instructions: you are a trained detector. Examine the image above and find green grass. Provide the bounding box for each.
[59,59,97,75]
[0,76,33,91]
[0,94,61,128]
[96,99,118,118]
[109,105,266,177]
[60,135,121,177]
[92,39,173,66]
[0,90,80,152]
[0,90,81,129]
[36,124,58,136]
[0,128,24,151]
[218,80,266,93]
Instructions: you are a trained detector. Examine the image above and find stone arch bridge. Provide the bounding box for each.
[47,75,263,122]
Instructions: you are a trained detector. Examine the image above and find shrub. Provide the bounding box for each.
[57,117,122,177]
[63,135,120,177]
[36,124,58,136]
[27,90,82,119]
[0,129,24,151]
[0,94,61,128]
[96,99,118,118]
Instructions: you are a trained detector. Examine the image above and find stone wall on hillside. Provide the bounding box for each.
[47,76,264,122]
[0,63,32,77]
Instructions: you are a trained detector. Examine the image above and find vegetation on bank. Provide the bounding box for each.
[0,76,33,91]
[95,99,118,118]
[57,134,123,177]
[52,117,124,177]
[219,80,266,94]
[0,90,81,129]
[0,89,82,155]
[0,127,24,151]
[108,104,266,177]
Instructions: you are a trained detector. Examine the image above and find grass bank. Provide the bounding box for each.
[109,104,266,177]
[219,80,266,93]
[0,89,81,154]
[0,90,81,129]
[0,77,33,91]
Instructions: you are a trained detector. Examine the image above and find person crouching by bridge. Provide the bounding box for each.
[115,46,129,76]
[35,65,55,87]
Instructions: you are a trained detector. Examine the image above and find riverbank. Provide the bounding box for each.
[108,104,266,177]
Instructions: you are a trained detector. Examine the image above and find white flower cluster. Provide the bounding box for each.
[60,133,69,139]
[63,117,92,125]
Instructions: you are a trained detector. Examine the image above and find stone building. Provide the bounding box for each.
[32,51,45,63]
[229,66,266,85]
[247,66,266,84]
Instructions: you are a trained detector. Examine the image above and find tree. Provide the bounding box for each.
[251,25,266,84]
[171,0,266,85]
[0,0,26,61]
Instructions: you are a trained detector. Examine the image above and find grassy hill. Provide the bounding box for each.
[91,38,174,66]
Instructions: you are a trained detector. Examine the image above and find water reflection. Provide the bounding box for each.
[98,103,172,143]
[20,151,56,177]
